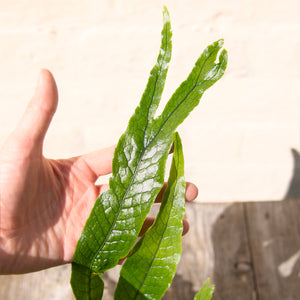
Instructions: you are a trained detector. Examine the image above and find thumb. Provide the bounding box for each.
[15,69,58,151]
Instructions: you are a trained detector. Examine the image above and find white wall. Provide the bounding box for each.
[0,0,299,202]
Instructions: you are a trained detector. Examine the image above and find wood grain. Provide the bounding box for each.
[246,198,300,300]
[1,201,300,299]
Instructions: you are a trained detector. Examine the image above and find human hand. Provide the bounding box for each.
[0,70,198,274]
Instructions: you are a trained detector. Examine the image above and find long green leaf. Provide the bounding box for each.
[148,39,227,142]
[72,5,172,275]
[114,132,186,300]
[71,6,227,299]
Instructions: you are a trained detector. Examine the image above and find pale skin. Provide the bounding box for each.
[0,69,198,274]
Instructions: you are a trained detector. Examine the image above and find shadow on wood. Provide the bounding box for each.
[164,149,300,300]
[212,197,300,300]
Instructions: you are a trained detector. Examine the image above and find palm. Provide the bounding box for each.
[0,70,111,273]
[0,70,197,275]
[0,146,110,271]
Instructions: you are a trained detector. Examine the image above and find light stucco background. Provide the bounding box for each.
[0,0,299,202]
[0,1,300,299]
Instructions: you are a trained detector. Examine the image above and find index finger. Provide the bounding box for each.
[80,145,115,177]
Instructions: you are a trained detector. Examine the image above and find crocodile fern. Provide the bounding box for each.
[114,132,185,299]
[71,6,227,299]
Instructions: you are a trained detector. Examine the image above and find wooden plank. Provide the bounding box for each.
[3,199,300,299]
[162,203,224,299]
[246,198,300,300]
[101,203,229,300]
[0,265,74,300]
[163,203,255,300]
[210,203,255,300]
[0,203,256,299]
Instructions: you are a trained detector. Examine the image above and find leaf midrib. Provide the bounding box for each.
[89,41,221,272]
[89,24,171,272]
[146,47,218,148]
[133,179,180,299]
[144,21,170,148]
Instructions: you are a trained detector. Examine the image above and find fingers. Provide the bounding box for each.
[96,182,198,203]
[94,181,196,235]
[95,180,196,237]
[184,182,199,202]
[15,69,58,152]
[138,217,190,237]
[155,182,198,203]
[80,145,115,177]
[139,217,155,236]
[169,142,174,154]
[118,216,190,264]
[183,219,190,235]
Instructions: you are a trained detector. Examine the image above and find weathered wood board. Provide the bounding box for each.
[164,203,256,300]
[246,198,300,300]
[1,200,299,299]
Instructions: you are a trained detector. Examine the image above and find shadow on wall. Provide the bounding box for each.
[212,148,300,300]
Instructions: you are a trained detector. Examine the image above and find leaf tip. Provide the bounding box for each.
[214,39,228,72]
[217,38,224,47]
[163,6,170,23]
[219,48,228,70]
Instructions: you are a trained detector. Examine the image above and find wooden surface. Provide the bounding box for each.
[1,199,300,299]
[164,199,300,300]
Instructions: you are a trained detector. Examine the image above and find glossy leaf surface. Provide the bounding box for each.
[114,132,185,300]
[71,263,104,300]
[71,6,227,299]
[148,39,227,143]
[72,6,172,274]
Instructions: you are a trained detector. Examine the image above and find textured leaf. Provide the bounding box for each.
[114,132,186,300]
[71,6,227,300]
[71,263,104,300]
[194,279,215,300]
[148,39,227,142]
[72,5,172,275]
